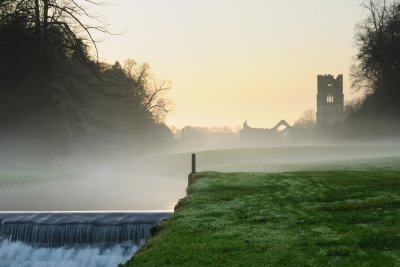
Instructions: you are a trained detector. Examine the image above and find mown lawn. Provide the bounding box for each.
[123,170,400,266]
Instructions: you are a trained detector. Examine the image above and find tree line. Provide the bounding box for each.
[0,0,172,159]
[346,0,400,138]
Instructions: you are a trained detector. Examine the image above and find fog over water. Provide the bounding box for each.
[1,145,400,211]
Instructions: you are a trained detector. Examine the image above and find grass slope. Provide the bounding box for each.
[123,170,400,266]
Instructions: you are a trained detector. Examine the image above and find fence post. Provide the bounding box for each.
[188,153,196,186]
[191,153,196,174]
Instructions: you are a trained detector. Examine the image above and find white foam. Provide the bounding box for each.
[0,239,138,267]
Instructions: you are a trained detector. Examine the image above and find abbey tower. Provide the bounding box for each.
[316,74,345,128]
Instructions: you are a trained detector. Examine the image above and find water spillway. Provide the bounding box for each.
[0,211,172,267]
[1,223,152,246]
[0,212,171,246]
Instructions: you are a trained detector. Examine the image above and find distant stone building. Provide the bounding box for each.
[316,74,345,128]
[240,120,292,146]
[240,74,345,146]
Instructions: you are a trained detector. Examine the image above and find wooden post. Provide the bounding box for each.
[191,153,196,174]
[188,153,196,186]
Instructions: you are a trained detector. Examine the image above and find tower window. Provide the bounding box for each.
[326,93,334,103]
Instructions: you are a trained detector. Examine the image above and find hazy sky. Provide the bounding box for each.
[97,0,365,128]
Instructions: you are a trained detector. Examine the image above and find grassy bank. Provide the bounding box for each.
[123,170,400,266]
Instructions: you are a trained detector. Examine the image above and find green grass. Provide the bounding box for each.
[122,170,400,267]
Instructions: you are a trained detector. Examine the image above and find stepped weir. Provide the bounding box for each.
[0,211,172,267]
[0,212,171,246]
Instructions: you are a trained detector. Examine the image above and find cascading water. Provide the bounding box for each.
[0,212,171,267]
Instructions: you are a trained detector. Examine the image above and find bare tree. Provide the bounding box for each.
[352,0,400,94]
[344,97,364,115]
[349,0,400,125]
[1,0,109,53]
[122,59,171,123]
[294,109,316,128]
[0,0,111,153]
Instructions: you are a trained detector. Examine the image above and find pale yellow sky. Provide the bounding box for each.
[97,0,365,128]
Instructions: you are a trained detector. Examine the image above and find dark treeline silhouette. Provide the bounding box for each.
[0,0,172,161]
[346,0,400,139]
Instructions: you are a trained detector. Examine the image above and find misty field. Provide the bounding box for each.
[125,170,400,266]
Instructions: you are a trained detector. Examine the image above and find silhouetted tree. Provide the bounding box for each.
[80,59,173,156]
[294,109,316,128]
[0,0,108,156]
[349,0,400,134]
[0,1,174,159]
[121,59,170,123]
[344,97,364,115]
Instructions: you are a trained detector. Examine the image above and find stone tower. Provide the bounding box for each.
[316,74,344,128]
